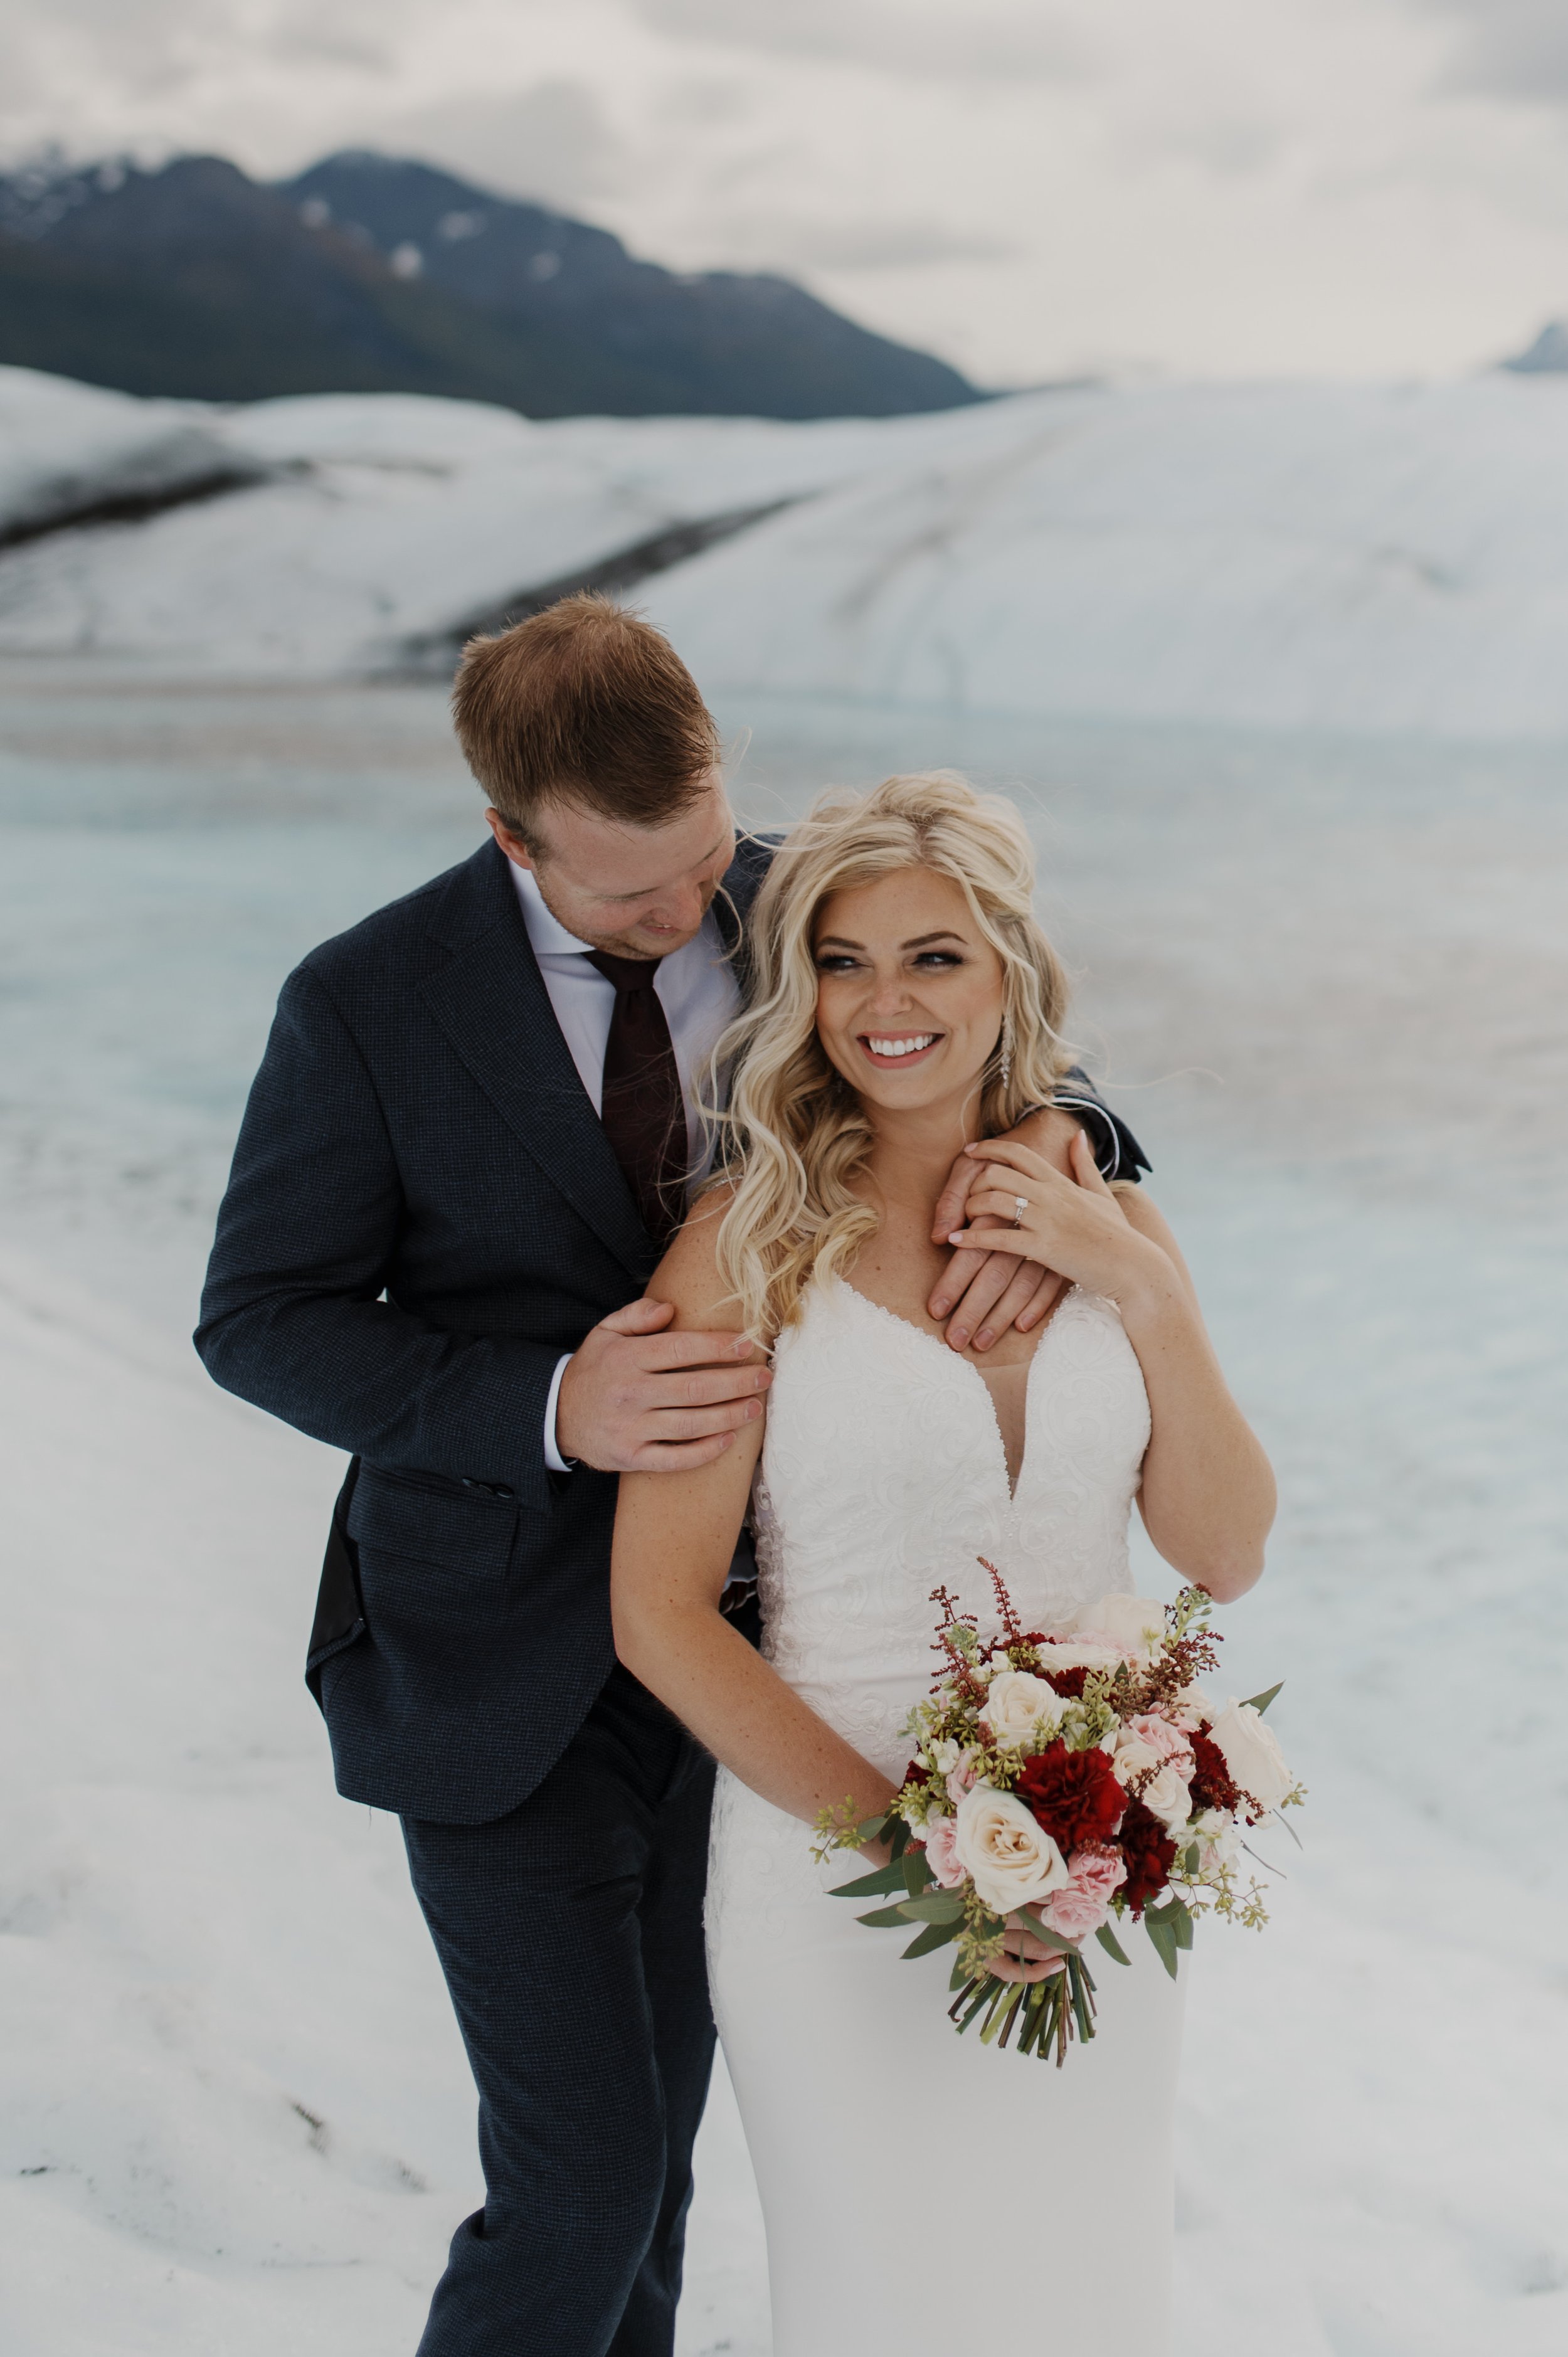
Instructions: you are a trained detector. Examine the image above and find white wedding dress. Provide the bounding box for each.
[706,1277,1185,2354]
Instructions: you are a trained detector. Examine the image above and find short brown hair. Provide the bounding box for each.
[451,593,720,840]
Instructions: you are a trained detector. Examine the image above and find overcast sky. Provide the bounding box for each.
[4,0,1568,383]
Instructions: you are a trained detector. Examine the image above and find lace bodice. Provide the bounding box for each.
[751,1277,1152,1779]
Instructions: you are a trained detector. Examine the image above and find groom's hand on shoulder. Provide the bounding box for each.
[928,1107,1083,1353]
[555,1297,771,1474]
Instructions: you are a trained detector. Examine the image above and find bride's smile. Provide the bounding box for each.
[813,867,1005,1114]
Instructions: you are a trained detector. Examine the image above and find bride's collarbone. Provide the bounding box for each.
[840,1244,1047,1373]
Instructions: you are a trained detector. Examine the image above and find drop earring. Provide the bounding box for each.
[998,1017,1012,1093]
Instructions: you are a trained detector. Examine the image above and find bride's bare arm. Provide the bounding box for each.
[611,1194,899,1830]
[949,1131,1276,1601]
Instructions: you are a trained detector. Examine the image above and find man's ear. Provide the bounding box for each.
[485,808,536,871]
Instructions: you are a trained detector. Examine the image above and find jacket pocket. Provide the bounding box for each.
[347,1466,518,1580]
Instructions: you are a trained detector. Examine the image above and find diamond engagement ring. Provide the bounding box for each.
[1012,1194,1029,1227]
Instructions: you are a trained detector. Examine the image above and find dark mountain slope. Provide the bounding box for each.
[282,151,977,418]
[0,152,981,420]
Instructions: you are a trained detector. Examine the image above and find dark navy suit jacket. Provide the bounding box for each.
[196,832,1145,1826]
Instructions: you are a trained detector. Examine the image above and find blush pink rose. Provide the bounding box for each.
[1067,1844,1128,1899]
[1037,1843,1128,1939]
[1039,1882,1111,1938]
[923,1814,967,1890]
[1130,1712,1195,1777]
[945,1747,981,1804]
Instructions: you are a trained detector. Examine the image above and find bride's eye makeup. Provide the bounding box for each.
[812,937,972,975]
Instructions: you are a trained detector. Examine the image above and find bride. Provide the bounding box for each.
[611,772,1275,2353]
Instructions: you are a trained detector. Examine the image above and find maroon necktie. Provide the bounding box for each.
[586,950,687,1246]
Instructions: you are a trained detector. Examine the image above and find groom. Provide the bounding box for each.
[196,595,1148,2356]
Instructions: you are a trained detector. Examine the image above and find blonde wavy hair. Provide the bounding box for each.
[704,771,1074,1343]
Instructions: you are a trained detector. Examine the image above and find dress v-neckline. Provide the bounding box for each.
[830,1276,1078,1505]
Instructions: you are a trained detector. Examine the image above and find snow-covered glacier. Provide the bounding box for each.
[644,376,1568,738]
[3,363,1568,736]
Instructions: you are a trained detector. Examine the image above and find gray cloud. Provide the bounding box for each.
[719,214,1019,273]
[0,1,418,155]
[627,0,1099,85]
[1151,115,1290,179]
[386,81,631,211]
[1424,1,1568,102]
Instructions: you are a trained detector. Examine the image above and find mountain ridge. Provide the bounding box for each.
[0,150,982,420]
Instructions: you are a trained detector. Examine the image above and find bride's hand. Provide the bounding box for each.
[992,1922,1071,1984]
[927,1106,1083,1352]
[946,1130,1172,1309]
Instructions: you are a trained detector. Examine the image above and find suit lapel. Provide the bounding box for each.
[420,844,655,1283]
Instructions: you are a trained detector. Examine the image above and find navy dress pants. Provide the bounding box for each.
[402,1665,718,2357]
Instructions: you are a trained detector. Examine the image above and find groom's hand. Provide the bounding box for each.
[555,1296,771,1473]
[927,1106,1083,1353]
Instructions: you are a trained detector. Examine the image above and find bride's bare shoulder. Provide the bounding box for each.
[647,1181,753,1340]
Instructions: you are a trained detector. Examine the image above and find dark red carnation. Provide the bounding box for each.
[903,1761,931,1787]
[1015,1641,1091,1698]
[1188,1729,1240,1815]
[1015,1739,1125,1853]
[1040,1665,1090,1700]
[1119,1798,1177,1917]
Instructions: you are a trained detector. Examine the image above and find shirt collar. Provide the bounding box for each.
[508,857,600,956]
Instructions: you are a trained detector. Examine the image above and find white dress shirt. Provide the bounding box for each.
[509,859,743,1471]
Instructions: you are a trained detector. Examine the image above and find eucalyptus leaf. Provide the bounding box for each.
[856,1905,913,1928]
[896,1891,963,1924]
[901,1917,962,1960]
[1242,1681,1283,1715]
[1094,1922,1133,1967]
[1145,1914,1180,1981]
[828,1862,906,1899]
[902,1846,933,1897]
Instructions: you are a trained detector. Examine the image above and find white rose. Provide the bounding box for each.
[1168,1683,1217,1731]
[1072,1593,1168,1665]
[1108,1731,1192,1835]
[1036,1640,1126,1676]
[1142,1764,1194,1836]
[951,1786,1072,1915]
[983,1670,1067,1751]
[1207,1699,1295,1813]
[1107,1730,1160,1788]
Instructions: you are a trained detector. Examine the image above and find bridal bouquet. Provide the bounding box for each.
[815,1565,1301,2068]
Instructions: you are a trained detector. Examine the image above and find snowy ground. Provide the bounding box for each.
[2,670,1565,2353]
[7,364,1568,735]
